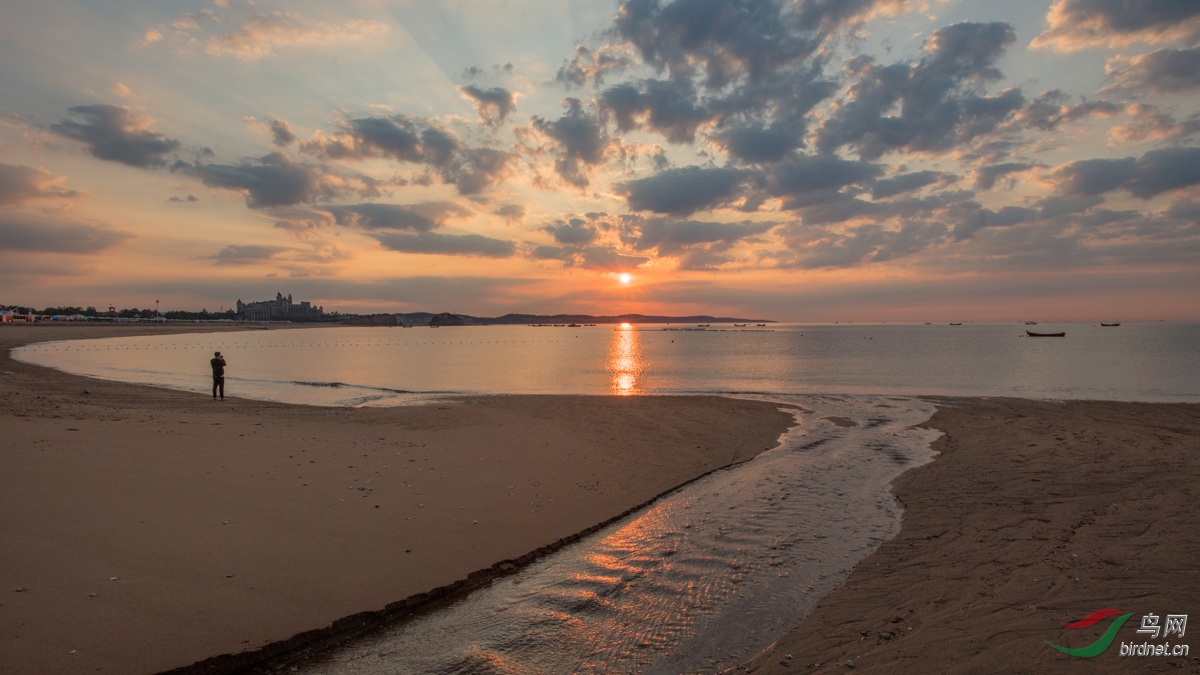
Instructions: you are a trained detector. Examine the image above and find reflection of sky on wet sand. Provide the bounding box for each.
[607,324,645,395]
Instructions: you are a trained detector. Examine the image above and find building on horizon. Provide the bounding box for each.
[236,292,324,321]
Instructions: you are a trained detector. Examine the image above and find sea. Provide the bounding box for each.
[13,321,1200,673]
[13,322,1200,405]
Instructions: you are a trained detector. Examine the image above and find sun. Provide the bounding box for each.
[619,273,632,284]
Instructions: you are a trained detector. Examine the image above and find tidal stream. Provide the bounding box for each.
[292,394,941,674]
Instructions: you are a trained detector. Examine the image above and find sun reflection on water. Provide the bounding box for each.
[607,324,645,395]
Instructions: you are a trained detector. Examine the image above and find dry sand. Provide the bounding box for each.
[741,397,1200,674]
[0,324,795,675]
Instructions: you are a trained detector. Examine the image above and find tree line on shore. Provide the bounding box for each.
[1,304,352,322]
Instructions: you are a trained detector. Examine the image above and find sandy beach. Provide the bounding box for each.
[0,324,794,674]
[741,397,1200,674]
[5,324,1198,674]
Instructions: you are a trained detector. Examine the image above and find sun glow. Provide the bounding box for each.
[619,273,632,284]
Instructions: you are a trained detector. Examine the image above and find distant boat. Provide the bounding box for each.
[735,323,746,327]
[697,324,710,327]
[1025,321,1037,325]
[924,322,931,325]
[568,323,580,327]
[949,322,962,326]
[756,324,765,327]
[1027,331,1065,337]
[1101,323,1120,327]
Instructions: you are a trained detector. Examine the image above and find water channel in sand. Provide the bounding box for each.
[290,395,940,675]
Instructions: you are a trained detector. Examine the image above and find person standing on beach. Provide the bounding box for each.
[210,351,226,400]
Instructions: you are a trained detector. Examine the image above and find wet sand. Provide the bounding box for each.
[741,397,1200,674]
[0,324,794,675]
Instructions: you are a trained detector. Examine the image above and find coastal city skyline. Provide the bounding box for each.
[2,0,1199,321]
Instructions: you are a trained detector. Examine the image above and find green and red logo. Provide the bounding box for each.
[1046,608,1134,657]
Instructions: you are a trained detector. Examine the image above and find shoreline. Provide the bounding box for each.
[0,324,795,675]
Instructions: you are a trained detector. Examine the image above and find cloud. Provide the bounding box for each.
[530,98,612,187]
[167,194,199,202]
[711,124,804,164]
[624,217,774,255]
[373,231,517,258]
[1106,47,1200,93]
[1050,147,1200,199]
[173,152,376,208]
[610,0,903,88]
[768,154,884,209]
[49,104,181,168]
[461,63,514,80]
[210,244,290,265]
[566,0,886,160]
[1033,194,1105,219]
[973,163,1038,190]
[575,246,650,271]
[948,202,1038,240]
[1017,90,1121,131]
[494,203,526,223]
[1049,157,1138,196]
[301,115,513,194]
[528,239,651,270]
[1109,104,1200,144]
[326,202,469,231]
[459,85,517,126]
[202,11,390,60]
[530,244,568,260]
[776,219,949,268]
[269,119,296,146]
[870,170,958,199]
[543,218,599,245]
[0,214,132,253]
[0,163,78,205]
[622,166,753,215]
[815,22,1022,159]
[555,44,637,87]
[598,79,715,144]
[1032,0,1200,51]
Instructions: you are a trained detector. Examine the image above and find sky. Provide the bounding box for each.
[1,0,1198,321]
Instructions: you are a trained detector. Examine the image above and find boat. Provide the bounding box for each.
[1025,321,1037,325]
[756,324,765,327]
[567,323,580,327]
[734,323,746,327]
[1101,323,1120,327]
[697,324,710,327]
[1026,331,1065,337]
[949,322,962,326]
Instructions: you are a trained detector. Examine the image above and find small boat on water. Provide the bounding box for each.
[1027,331,1065,337]
[756,324,766,327]
[949,322,962,326]
[735,323,747,327]
[1101,323,1120,326]
[1025,321,1037,325]
[697,324,710,327]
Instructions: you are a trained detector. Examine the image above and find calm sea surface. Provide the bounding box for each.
[12,322,1200,673]
[13,322,1200,404]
